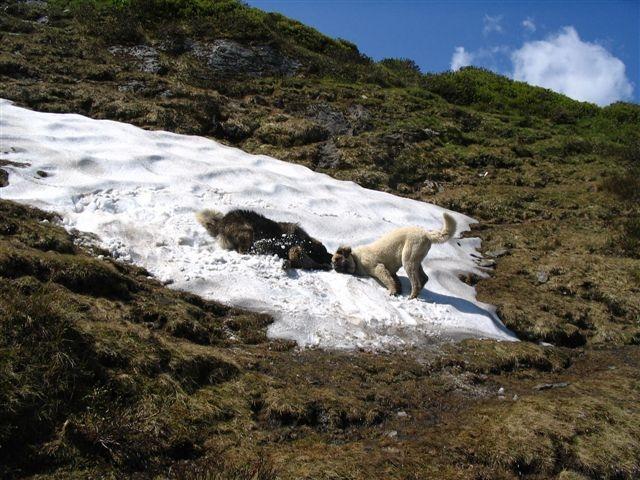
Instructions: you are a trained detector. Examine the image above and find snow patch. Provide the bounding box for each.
[0,99,517,348]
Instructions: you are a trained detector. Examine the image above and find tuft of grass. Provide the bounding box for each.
[457,363,640,479]
[255,117,329,147]
[0,199,274,477]
[440,339,570,374]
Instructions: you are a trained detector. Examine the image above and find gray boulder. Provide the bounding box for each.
[306,103,349,136]
[108,45,165,74]
[189,40,300,77]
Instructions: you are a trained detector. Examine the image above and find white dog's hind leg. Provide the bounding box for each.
[418,264,428,290]
[403,244,425,299]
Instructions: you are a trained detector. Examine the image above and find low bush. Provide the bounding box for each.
[425,67,599,122]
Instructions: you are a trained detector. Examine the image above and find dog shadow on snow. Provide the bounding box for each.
[283,268,514,338]
[397,276,515,337]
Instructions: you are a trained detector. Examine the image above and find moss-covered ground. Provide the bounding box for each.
[1,1,639,478]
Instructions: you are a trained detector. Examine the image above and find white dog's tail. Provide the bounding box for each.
[196,209,224,237]
[425,212,457,243]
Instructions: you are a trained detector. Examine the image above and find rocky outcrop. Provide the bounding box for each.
[188,39,300,77]
[317,140,342,169]
[306,103,373,137]
[306,103,349,136]
[347,104,373,134]
[108,45,166,74]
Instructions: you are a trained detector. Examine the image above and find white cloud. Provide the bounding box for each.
[483,14,504,35]
[522,18,536,33]
[450,46,473,71]
[511,26,634,105]
[450,45,511,72]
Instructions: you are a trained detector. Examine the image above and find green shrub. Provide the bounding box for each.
[602,102,640,124]
[424,67,599,122]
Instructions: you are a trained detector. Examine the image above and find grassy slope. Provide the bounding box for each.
[0,1,639,478]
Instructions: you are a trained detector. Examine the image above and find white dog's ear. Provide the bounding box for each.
[337,246,352,257]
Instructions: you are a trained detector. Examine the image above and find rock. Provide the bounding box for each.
[0,159,30,168]
[423,127,441,138]
[396,411,408,418]
[533,382,570,391]
[0,169,8,187]
[307,103,349,136]
[396,183,413,194]
[381,132,405,146]
[109,45,165,74]
[317,140,342,169]
[420,179,443,195]
[178,236,193,246]
[347,104,373,134]
[189,40,300,77]
[498,387,505,395]
[117,80,147,93]
[387,430,398,438]
[536,271,549,284]
[485,248,509,258]
[477,259,496,268]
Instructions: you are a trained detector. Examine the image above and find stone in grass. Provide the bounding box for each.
[317,140,342,169]
[534,382,570,391]
[421,180,443,195]
[108,45,165,75]
[477,258,496,268]
[536,270,549,284]
[485,248,509,258]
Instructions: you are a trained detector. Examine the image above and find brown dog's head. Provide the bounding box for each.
[332,246,356,274]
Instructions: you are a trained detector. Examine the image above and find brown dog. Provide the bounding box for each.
[332,213,457,298]
[196,209,332,270]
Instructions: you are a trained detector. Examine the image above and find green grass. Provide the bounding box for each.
[1,0,640,477]
[424,67,600,122]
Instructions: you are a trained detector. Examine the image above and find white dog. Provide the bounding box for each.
[331,213,457,298]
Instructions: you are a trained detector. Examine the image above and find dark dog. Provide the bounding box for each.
[196,209,332,270]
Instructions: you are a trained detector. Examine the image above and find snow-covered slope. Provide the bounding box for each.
[0,99,517,348]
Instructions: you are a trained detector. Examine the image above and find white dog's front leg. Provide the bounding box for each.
[373,263,400,295]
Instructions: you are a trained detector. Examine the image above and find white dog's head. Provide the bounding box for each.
[332,246,356,274]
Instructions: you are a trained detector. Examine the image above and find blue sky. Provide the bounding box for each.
[245,1,639,105]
